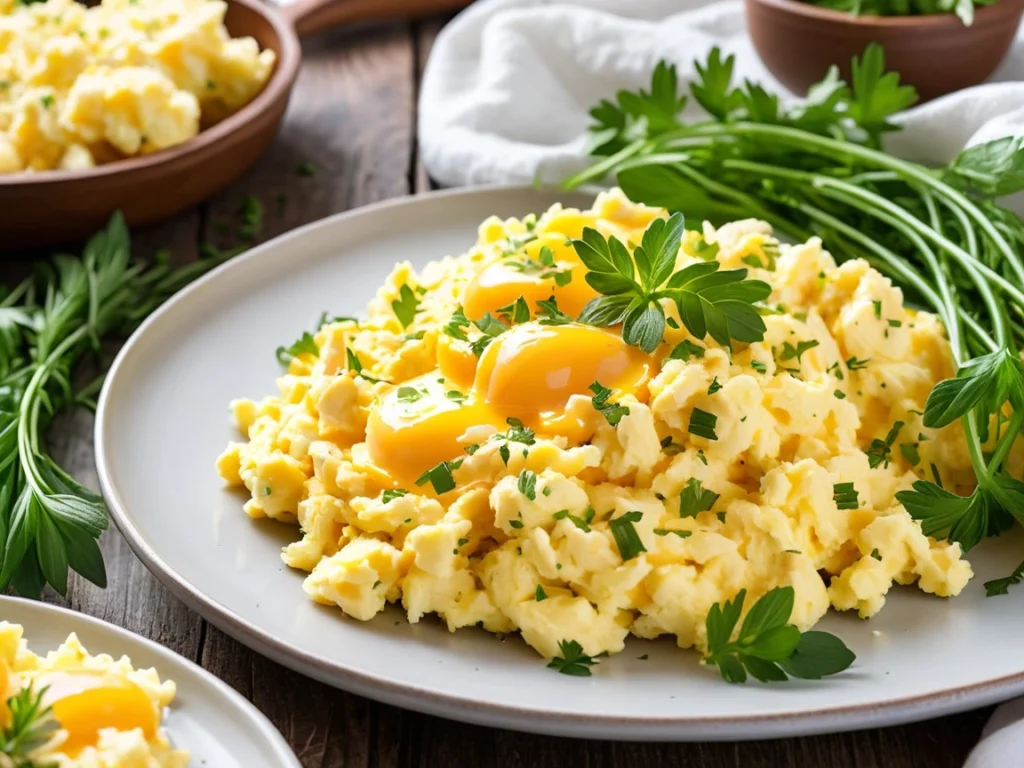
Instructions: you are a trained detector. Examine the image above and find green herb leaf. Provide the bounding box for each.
[679,477,719,518]
[609,510,646,561]
[547,639,598,676]
[391,284,420,329]
[535,296,573,325]
[984,558,1024,596]
[833,482,859,510]
[688,407,718,441]
[415,461,458,494]
[704,587,854,684]
[382,489,407,503]
[275,331,318,367]
[590,380,630,426]
[518,470,538,501]
[668,339,705,361]
[867,421,903,469]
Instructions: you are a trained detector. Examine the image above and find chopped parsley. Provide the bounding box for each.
[396,386,423,403]
[590,381,630,426]
[415,460,458,494]
[518,470,538,501]
[443,307,471,341]
[654,528,692,539]
[346,348,388,383]
[382,489,407,503]
[535,296,573,325]
[609,510,646,561]
[707,376,723,395]
[679,477,719,518]
[553,509,592,532]
[779,339,819,363]
[391,284,420,329]
[668,340,705,362]
[496,296,531,324]
[547,639,597,676]
[834,389,847,399]
[535,585,548,601]
[846,356,871,371]
[688,408,718,441]
[867,421,904,469]
[833,482,859,510]
[870,548,883,561]
[900,442,921,466]
[275,331,318,367]
[750,360,767,374]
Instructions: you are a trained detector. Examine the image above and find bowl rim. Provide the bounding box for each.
[0,0,301,189]
[746,0,1024,28]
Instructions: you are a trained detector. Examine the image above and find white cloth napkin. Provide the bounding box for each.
[419,0,1024,188]
[418,2,1024,764]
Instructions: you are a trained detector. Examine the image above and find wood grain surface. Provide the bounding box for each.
[6,17,992,768]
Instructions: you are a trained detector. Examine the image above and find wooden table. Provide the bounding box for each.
[19,17,992,768]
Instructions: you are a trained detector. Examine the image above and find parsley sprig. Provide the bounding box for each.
[704,587,855,683]
[547,639,598,676]
[572,213,771,353]
[566,43,1024,593]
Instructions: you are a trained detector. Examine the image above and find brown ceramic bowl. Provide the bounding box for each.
[0,0,467,251]
[746,0,1024,102]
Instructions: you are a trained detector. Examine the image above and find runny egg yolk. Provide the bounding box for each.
[473,323,653,439]
[366,323,654,484]
[461,234,598,321]
[366,377,503,486]
[36,670,157,754]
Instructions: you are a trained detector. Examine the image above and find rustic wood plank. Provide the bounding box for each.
[409,707,988,768]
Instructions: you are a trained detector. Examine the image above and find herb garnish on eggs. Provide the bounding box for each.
[221,185,995,683]
[567,43,1024,598]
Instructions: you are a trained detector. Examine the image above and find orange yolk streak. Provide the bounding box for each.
[461,235,598,321]
[366,323,655,485]
[37,671,157,754]
[474,324,653,440]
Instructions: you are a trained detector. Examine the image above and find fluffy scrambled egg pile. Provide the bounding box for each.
[0,622,186,766]
[218,190,977,663]
[0,0,274,172]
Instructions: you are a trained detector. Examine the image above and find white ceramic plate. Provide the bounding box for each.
[0,596,301,766]
[96,185,1024,741]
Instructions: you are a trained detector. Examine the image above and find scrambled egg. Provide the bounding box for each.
[0,622,186,766]
[218,190,979,663]
[0,0,274,172]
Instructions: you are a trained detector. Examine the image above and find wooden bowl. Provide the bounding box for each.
[1,0,467,251]
[746,0,1024,102]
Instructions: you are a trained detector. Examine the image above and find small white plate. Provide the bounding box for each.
[96,185,1024,741]
[0,596,301,767]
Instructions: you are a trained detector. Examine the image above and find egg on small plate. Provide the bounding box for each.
[217,189,982,667]
[0,621,186,766]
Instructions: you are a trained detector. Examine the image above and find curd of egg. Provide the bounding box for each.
[217,189,988,665]
[0,622,187,767]
[0,0,274,173]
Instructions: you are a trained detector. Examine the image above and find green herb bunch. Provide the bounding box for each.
[0,214,233,597]
[802,0,995,26]
[566,44,1024,593]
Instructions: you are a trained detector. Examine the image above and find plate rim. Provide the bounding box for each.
[0,595,302,766]
[95,184,1024,740]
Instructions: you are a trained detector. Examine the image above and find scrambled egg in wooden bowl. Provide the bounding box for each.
[218,189,988,679]
[0,0,274,173]
[0,622,186,766]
